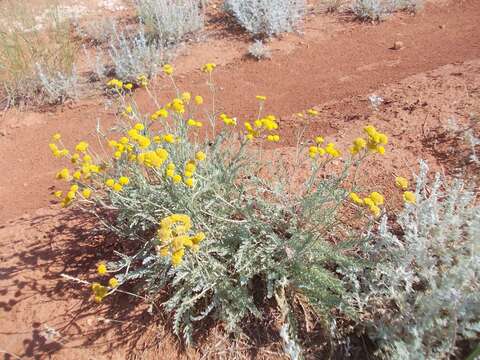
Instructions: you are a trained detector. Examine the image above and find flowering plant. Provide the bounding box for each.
[50,64,396,351]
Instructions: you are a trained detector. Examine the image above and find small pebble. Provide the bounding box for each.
[393,41,404,50]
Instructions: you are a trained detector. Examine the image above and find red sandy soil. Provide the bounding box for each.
[1,0,480,358]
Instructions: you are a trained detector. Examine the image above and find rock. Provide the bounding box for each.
[393,41,404,50]
[439,24,446,29]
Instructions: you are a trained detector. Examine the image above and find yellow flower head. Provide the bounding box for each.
[113,183,123,192]
[172,174,182,183]
[56,168,70,180]
[353,137,367,149]
[325,143,341,158]
[369,205,381,218]
[107,78,123,88]
[124,83,133,90]
[307,109,319,116]
[75,141,89,153]
[181,92,191,103]
[52,133,61,141]
[97,263,107,276]
[184,177,194,188]
[369,192,384,206]
[108,277,119,288]
[202,63,216,73]
[185,162,196,173]
[134,123,144,131]
[395,176,409,190]
[192,232,206,244]
[364,197,374,208]
[256,95,267,101]
[403,191,416,204]
[82,188,92,198]
[194,95,203,105]
[349,192,364,205]
[105,178,115,188]
[195,151,206,161]
[119,176,130,185]
[163,64,174,75]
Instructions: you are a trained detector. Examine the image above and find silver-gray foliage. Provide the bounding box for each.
[99,129,356,349]
[135,0,203,46]
[224,0,306,37]
[35,63,78,104]
[344,161,480,359]
[351,0,422,21]
[248,40,272,60]
[87,24,166,82]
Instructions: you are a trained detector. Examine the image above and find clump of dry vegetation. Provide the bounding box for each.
[0,1,78,107]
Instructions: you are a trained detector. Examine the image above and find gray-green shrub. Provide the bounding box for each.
[135,0,203,46]
[344,161,480,359]
[224,0,306,37]
[248,40,272,60]
[350,0,423,21]
[0,2,78,106]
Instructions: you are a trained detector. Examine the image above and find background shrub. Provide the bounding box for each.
[0,1,78,106]
[343,161,480,359]
[134,0,204,46]
[350,0,422,21]
[224,0,306,37]
[248,40,272,60]
[85,24,167,84]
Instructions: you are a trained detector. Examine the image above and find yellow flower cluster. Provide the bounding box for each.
[245,115,280,142]
[395,176,416,204]
[349,191,385,217]
[107,78,124,89]
[164,152,205,187]
[202,63,216,73]
[163,64,174,75]
[150,108,169,120]
[105,176,129,192]
[138,149,169,168]
[187,118,203,127]
[350,125,388,155]
[166,98,185,114]
[107,77,144,91]
[309,137,341,158]
[91,279,119,303]
[49,143,69,158]
[50,136,101,207]
[157,214,205,266]
[220,113,237,126]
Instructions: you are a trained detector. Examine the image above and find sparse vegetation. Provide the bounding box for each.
[135,0,204,46]
[350,0,423,21]
[343,161,480,359]
[0,1,78,107]
[317,0,345,13]
[224,0,306,37]
[248,40,272,60]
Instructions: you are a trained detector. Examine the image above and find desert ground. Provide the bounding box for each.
[0,0,479,359]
